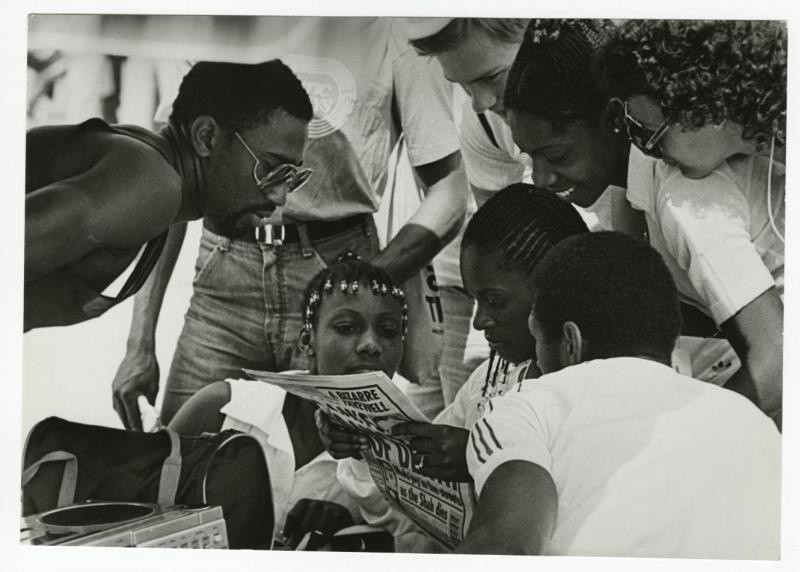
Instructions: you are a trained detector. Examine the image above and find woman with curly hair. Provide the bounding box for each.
[596,19,786,179]
[505,18,784,428]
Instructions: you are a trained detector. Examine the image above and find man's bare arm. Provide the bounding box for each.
[112,222,187,431]
[25,143,180,281]
[456,460,557,555]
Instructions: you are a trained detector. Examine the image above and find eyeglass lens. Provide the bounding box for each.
[622,103,665,159]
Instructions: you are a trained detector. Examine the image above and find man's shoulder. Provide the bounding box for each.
[104,130,182,192]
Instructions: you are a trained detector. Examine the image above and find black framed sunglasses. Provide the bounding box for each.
[234,131,313,193]
[614,98,670,160]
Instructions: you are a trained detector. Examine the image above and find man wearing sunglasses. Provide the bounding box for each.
[111,18,468,430]
[25,59,311,335]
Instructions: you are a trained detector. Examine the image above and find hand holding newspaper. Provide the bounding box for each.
[243,369,475,549]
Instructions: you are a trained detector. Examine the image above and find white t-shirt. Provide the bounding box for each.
[336,357,532,553]
[220,378,359,544]
[626,147,785,325]
[467,357,781,559]
[437,356,532,429]
[455,95,530,192]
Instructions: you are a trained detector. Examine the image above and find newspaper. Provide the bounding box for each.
[243,369,476,549]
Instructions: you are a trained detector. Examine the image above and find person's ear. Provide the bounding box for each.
[188,115,221,157]
[298,327,318,373]
[605,98,626,136]
[560,320,585,366]
[298,328,315,356]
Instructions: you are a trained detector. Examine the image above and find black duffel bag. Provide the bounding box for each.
[21,416,274,549]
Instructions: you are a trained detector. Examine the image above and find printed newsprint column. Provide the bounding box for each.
[244,369,476,549]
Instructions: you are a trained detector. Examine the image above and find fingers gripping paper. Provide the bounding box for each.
[244,369,476,549]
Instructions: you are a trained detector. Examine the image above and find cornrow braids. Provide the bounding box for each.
[302,252,408,336]
[596,19,786,150]
[463,183,589,277]
[505,19,617,130]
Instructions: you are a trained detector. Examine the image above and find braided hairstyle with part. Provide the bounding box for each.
[463,183,590,397]
[504,19,617,131]
[463,183,590,277]
[301,252,408,337]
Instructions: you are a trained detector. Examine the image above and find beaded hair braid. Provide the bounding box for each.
[301,252,408,336]
[480,349,511,400]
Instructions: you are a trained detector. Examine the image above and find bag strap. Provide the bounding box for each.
[477,112,500,149]
[385,135,405,240]
[157,429,182,506]
[21,451,78,507]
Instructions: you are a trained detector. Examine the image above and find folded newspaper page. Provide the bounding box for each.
[243,369,476,549]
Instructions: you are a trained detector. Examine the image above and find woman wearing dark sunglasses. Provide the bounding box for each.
[597,19,786,181]
[505,19,784,428]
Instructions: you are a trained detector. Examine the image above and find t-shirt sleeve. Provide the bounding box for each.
[466,392,552,496]
[433,358,489,427]
[458,104,526,191]
[392,46,461,167]
[656,167,775,324]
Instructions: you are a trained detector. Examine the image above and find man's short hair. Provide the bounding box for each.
[531,232,682,362]
[410,18,528,55]
[169,59,313,130]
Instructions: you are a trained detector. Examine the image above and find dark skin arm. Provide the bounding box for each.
[25,139,181,282]
[112,222,188,431]
[719,288,783,427]
[167,380,229,435]
[371,151,467,282]
[456,461,557,555]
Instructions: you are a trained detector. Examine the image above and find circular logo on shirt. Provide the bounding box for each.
[283,55,357,139]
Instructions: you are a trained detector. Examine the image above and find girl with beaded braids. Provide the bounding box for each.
[168,253,408,550]
[323,184,589,553]
[596,19,786,180]
[506,18,784,427]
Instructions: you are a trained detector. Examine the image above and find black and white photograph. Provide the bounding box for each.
[4,1,798,571]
